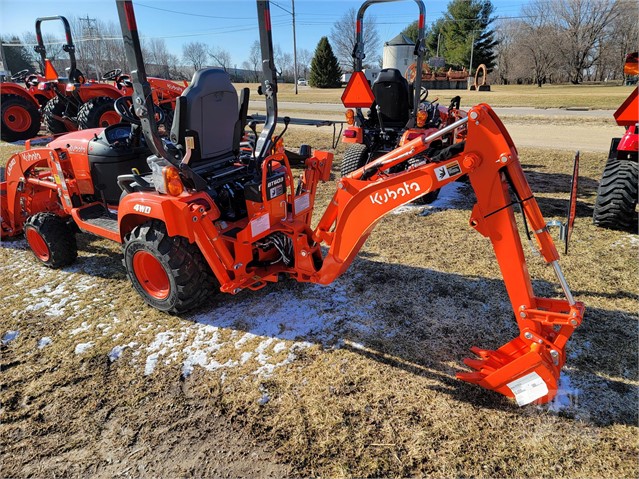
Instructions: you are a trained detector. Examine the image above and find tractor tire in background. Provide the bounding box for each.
[1,94,41,142]
[123,220,215,314]
[77,96,121,129]
[341,143,369,177]
[24,213,78,268]
[592,157,638,231]
[43,96,75,134]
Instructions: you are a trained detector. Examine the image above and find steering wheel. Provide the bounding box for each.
[116,74,133,90]
[25,74,40,87]
[420,86,429,102]
[114,96,166,125]
[11,69,30,81]
[102,68,122,81]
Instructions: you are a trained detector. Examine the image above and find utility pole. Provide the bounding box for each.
[292,0,298,94]
[271,1,298,94]
[79,15,100,80]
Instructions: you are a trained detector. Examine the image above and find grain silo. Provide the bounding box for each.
[382,33,415,76]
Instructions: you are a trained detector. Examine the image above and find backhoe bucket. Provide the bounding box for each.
[457,299,585,405]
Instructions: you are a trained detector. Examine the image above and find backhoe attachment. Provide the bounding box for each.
[314,104,585,405]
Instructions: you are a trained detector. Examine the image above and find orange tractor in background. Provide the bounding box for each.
[340,0,466,204]
[0,0,585,406]
[34,15,185,134]
[0,70,54,142]
[592,52,638,231]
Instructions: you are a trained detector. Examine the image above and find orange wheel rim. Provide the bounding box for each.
[133,251,170,300]
[3,105,32,132]
[26,228,50,261]
[98,110,121,127]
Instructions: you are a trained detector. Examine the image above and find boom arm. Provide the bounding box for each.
[313,104,584,405]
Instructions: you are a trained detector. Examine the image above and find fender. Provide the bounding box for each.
[0,83,40,107]
[117,191,220,242]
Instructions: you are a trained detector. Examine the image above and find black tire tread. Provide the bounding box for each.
[25,213,77,268]
[1,93,41,142]
[43,96,72,134]
[341,143,369,177]
[123,220,215,314]
[592,158,638,231]
[77,96,117,130]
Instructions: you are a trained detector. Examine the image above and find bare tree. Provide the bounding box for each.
[182,41,208,73]
[242,40,261,82]
[296,48,312,79]
[209,46,232,71]
[21,31,64,74]
[330,7,380,71]
[550,0,621,84]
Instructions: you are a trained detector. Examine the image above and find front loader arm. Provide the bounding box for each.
[313,104,584,405]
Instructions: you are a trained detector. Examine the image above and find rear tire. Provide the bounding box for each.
[43,96,76,134]
[341,143,369,177]
[592,158,638,231]
[77,96,122,129]
[123,220,215,313]
[24,213,77,268]
[1,94,41,142]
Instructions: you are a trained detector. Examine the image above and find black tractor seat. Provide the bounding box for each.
[370,68,411,128]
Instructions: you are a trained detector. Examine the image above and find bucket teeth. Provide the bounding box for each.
[463,357,495,372]
[456,371,486,383]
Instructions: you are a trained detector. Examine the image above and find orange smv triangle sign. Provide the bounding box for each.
[341,71,375,108]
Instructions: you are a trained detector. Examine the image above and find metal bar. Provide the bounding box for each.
[374,115,468,168]
[551,260,576,306]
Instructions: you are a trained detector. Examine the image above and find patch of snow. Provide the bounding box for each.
[273,341,287,354]
[37,337,53,349]
[546,373,580,412]
[2,330,19,345]
[240,352,253,364]
[392,181,467,215]
[611,234,639,248]
[258,393,270,405]
[108,342,137,362]
[74,342,95,354]
[69,322,91,336]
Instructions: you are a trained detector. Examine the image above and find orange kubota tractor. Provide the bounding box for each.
[340,0,466,205]
[34,15,185,133]
[0,0,584,406]
[0,69,54,142]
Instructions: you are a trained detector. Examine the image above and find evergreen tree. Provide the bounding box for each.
[401,20,431,44]
[309,37,342,88]
[425,0,497,72]
[2,36,35,74]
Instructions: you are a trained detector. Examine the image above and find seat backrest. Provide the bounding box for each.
[371,68,410,127]
[170,68,238,162]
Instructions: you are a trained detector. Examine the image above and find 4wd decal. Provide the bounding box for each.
[133,204,151,214]
[369,181,421,205]
[435,160,462,182]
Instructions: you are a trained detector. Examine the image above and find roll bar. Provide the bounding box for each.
[34,16,78,81]
[254,0,280,166]
[353,0,426,127]
[115,0,178,163]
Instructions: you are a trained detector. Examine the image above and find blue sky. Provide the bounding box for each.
[0,0,530,67]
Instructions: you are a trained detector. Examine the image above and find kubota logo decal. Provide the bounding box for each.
[166,83,184,93]
[369,182,421,205]
[67,144,85,154]
[21,151,42,162]
[6,158,17,177]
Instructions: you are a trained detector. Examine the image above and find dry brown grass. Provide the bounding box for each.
[1,118,637,477]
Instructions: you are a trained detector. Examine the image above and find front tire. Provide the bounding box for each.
[77,96,121,129]
[592,158,638,231]
[1,94,41,142]
[24,213,77,268]
[123,221,215,313]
